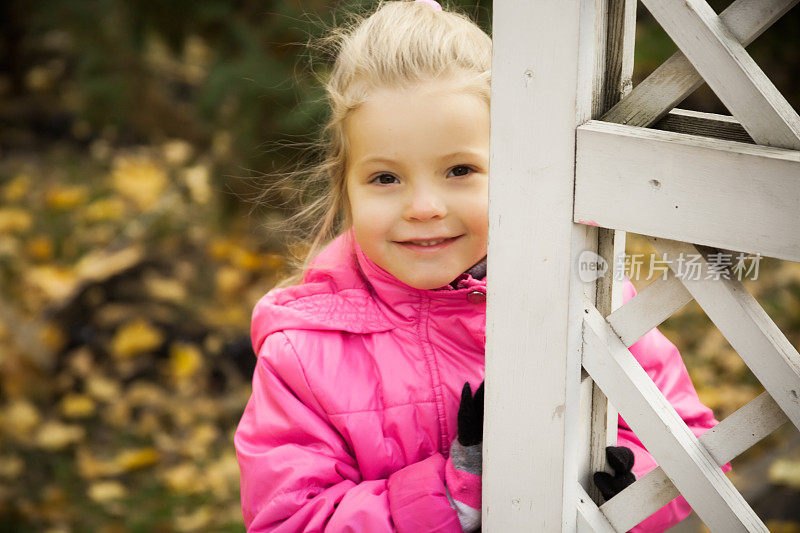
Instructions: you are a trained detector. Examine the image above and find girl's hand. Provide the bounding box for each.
[457,381,484,446]
[593,446,636,500]
[445,381,484,532]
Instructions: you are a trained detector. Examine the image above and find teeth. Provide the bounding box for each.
[409,238,447,246]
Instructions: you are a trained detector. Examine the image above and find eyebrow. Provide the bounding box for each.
[355,150,486,167]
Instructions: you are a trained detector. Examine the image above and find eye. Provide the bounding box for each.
[370,173,399,185]
[449,165,474,177]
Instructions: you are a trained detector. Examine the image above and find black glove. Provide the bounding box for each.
[457,381,484,446]
[593,446,636,501]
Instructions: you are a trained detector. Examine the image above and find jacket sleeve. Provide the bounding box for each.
[619,277,731,532]
[234,331,463,532]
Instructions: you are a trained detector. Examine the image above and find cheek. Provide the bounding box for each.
[351,195,395,229]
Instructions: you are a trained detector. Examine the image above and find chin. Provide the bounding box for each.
[402,273,453,291]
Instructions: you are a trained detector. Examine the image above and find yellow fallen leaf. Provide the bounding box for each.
[87,481,127,503]
[74,245,143,283]
[215,266,245,300]
[77,446,119,479]
[230,247,262,271]
[59,393,96,418]
[162,139,193,166]
[82,197,127,222]
[144,273,186,303]
[25,265,77,301]
[111,155,168,211]
[183,164,210,204]
[115,447,160,471]
[45,184,89,210]
[85,375,120,402]
[110,318,163,359]
[169,342,203,379]
[2,399,41,438]
[35,420,85,450]
[0,208,33,234]
[161,463,205,494]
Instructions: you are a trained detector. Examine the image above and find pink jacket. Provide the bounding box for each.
[235,227,723,532]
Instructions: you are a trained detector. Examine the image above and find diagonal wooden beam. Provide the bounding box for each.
[583,301,767,531]
[600,391,788,531]
[603,0,799,145]
[647,236,800,432]
[605,269,693,348]
[637,0,800,150]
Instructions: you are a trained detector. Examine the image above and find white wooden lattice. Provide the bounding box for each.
[485,0,800,531]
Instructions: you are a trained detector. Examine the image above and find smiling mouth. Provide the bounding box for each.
[395,235,462,248]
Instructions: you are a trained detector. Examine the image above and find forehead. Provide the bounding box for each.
[345,82,490,167]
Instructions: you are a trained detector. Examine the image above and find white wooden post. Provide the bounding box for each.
[485,0,631,528]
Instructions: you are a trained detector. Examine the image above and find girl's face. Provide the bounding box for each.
[344,79,489,290]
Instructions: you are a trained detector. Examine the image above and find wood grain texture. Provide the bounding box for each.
[652,109,754,144]
[574,121,800,262]
[586,0,636,507]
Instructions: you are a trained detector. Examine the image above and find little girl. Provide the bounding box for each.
[235,1,726,531]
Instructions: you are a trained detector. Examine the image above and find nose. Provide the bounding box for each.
[403,182,447,221]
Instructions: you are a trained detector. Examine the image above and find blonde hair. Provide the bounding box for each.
[259,0,492,288]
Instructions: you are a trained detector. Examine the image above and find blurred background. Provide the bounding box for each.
[0,0,798,531]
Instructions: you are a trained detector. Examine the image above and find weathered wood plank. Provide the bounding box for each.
[652,109,754,144]
[602,0,799,134]
[486,0,599,529]
[583,301,767,531]
[648,237,800,432]
[605,269,693,347]
[585,0,637,508]
[600,392,788,531]
[574,121,800,262]
[638,0,800,149]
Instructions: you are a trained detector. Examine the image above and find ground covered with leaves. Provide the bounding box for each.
[0,140,284,532]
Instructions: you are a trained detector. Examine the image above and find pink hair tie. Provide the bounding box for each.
[415,0,442,11]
